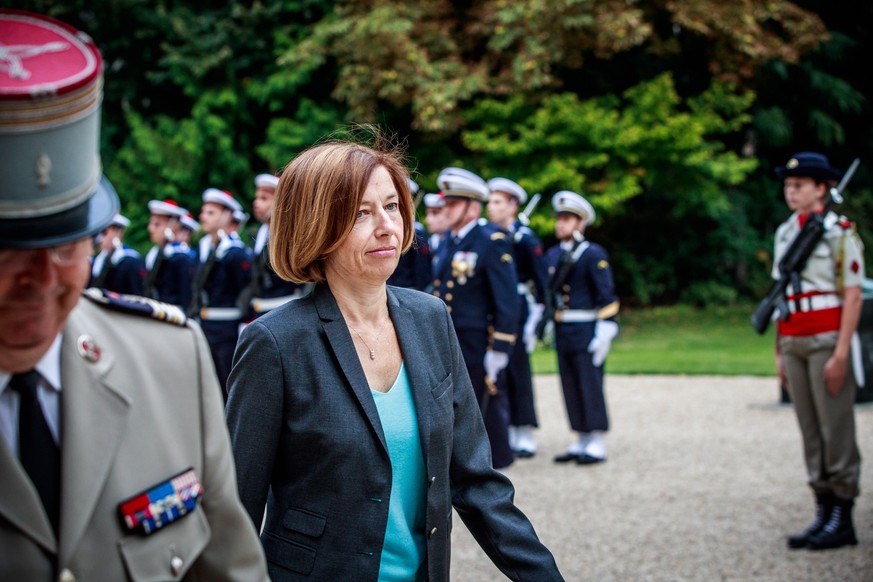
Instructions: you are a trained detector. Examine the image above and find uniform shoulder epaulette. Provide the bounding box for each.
[83,288,188,326]
[490,231,507,241]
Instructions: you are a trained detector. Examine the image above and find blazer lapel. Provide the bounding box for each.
[0,436,57,554]
[58,308,131,565]
[314,284,387,453]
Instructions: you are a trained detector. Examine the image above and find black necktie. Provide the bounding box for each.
[10,371,60,534]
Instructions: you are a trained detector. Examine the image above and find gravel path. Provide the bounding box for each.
[450,375,873,581]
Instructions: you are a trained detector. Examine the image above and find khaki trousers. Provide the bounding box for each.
[779,331,861,499]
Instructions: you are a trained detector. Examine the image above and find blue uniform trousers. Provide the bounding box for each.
[200,319,239,399]
[556,322,609,433]
[455,328,514,469]
[504,298,538,427]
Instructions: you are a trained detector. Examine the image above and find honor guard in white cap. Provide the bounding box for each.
[388,178,432,291]
[543,191,619,465]
[487,177,549,458]
[178,210,200,247]
[143,198,198,308]
[0,10,268,580]
[192,188,253,396]
[240,173,310,323]
[431,167,520,469]
[89,212,146,295]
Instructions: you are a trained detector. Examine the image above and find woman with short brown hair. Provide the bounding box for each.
[226,134,563,581]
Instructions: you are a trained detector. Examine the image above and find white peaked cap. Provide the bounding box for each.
[255,173,280,189]
[423,193,445,208]
[552,190,596,224]
[147,199,186,218]
[437,167,489,202]
[202,188,243,213]
[487,177,527,204]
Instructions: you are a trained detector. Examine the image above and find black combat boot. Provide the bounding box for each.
[787,493,834,549]
[807,497,858,550]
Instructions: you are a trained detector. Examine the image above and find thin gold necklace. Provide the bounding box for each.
[347,315,390,360]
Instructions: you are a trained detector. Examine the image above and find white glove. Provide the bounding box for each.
[523,303,545,354]
[484,350,509,383]
[587,320,619,367]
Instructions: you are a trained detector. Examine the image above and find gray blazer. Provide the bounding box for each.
[227,283,562,581]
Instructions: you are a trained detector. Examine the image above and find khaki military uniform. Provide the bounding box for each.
[0,294,268,581]
[774,211,865,499]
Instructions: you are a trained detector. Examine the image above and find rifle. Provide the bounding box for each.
[535,234,587,339]
[517,193,541,228]
[187,229,225,318]
[751,158,860,335]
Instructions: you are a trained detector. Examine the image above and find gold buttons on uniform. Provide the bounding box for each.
[447,306,452,314]
[446,281,454,289]
[445,293,453,301]
[434,279,441,287]
[433,291,441,298]
[562,295,570,302]
[562,284,570,292]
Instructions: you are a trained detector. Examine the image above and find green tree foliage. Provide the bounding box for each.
[7,0,867,305]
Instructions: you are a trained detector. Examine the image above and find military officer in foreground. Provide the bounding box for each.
[487,177,549,458]
[431,168,520,469]
[543,191,619,465]
[0,9,267,580]
[89,213,146,295]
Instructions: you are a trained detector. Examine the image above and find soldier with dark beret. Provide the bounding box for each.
[773,152,864,551]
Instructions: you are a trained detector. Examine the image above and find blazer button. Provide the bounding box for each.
[170,555,184,577]
[58,569,76,582]
[429,476,436,487]
[428,527,437,539]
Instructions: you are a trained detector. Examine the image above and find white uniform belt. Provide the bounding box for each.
[200,307,242,321]
[555,308,598,323]
[252,295,297,313]
[787,294,840,314]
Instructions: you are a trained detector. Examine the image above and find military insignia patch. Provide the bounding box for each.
[490,232,507,241]
[118,468,202,535]
[597,260,609,269]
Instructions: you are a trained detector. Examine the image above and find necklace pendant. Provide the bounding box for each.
[369,350,376,360]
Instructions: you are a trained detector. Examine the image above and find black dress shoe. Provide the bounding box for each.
[576,454,606,465]
[514,449,536,459]
[553,452,582,463]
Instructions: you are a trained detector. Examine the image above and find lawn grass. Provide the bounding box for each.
[530,303,778,376]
